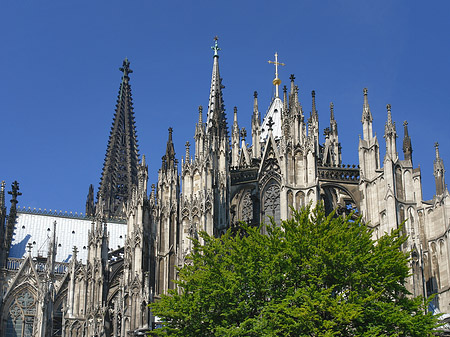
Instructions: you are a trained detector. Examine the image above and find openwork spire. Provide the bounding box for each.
[98,58,139,219]
[206,37,227,134]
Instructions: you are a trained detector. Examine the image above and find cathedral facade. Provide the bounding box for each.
[0,40,449,336]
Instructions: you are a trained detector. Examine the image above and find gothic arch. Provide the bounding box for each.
[320,183,359,217]
[1,285,38,337]
[261,179,281,229]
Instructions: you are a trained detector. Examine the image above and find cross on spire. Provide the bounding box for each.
[8,181,22,204]
[268,52,285,97]
[119,58,133,81]
[211,36,221,56]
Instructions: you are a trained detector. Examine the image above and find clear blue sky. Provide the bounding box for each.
[1,1,449,213]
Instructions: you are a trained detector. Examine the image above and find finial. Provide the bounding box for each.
[211,36,221,57]
[403,121,409,136]
[254,91,258,98]
[290,74,295,81]
[311,91,317,115]
[363,88,368,96]
[330,102,334,120]
[168,127,173,140]
[198,105,203,124]
[72,246,78,257]
[435,142,440,159]
[119,58,133,81]
[8,181,22,206]
[185,141,190,159]
[240,128,247,140]
[27,242,33,255]
[386,104,391,112]
[267,117,275,131]
[283,85,287,93]
[141,154,146,166]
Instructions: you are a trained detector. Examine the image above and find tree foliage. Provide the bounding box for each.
[150,204,438,336]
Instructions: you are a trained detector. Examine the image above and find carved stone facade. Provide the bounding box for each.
[1,41,449,336]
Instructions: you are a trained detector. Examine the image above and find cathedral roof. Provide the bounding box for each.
[9,212,126,263]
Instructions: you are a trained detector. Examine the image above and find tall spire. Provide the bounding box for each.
[384,104,398,160]
[434,142,446,196]
[362,88,372,122]
[98,58,139,219]
[162,127,176,172]
[402,121,413,163]
[330,102,337,135]
[206,37,226,134]
[361,88,374,140]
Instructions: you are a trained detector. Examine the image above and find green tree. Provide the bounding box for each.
[150,204,438,336]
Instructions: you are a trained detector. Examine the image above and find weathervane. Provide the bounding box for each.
[268,52,285,98]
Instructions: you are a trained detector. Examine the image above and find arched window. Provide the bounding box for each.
[240,191,253,224]
[263,182,280,227]
[5,289,36,337]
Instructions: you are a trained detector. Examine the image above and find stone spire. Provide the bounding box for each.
[252,91,261,158]
[361,88,374,141]
[330,102,338,136]
[85,184,95,216]
[206,37,227,135]
[384,104,398,160]
[161,127,176,172]
[311,90,318,120]
[434,142,446,196]
[2,181,21,265]
[402,121,413,163]
[98,58,139,219]
[232,107,240,167]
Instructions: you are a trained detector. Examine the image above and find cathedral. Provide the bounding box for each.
[0,39,449,336]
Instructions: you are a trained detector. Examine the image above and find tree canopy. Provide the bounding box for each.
[150,204,438,336]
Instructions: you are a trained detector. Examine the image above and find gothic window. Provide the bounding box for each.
[263,183,280,226]
[240,191,253,224]
[5,289,36,337]
[295,191,305,210]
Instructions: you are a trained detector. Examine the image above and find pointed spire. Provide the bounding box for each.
[402,121,413,163]
[198,105,203,124]
[330,102,335,121]
[253,91,259,118]
[311,90,317,117]
[206,37,226,134]
[289,74,296,95]
[185,141,190,162]
[330,102,338,135]
[85,184,95,217]
[98,59,139,219]
[165,127,175,162]
[384,104,396,138]
[362,88,372,122]
[283,86,288,112]
[434,142,446,195]
[0,181,5,209]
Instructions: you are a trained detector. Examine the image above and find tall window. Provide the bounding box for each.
[5,289,36,337]
[263,183,280,227]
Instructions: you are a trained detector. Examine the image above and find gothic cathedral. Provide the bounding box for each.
[0,39,449,336]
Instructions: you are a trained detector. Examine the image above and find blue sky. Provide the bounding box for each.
[1,1,449,213]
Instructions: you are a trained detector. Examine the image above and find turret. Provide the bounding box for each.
[434,142,446,196]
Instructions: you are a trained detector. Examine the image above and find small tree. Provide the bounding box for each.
[150,204,438,336]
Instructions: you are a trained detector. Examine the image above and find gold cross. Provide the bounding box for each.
[268,52,285,97]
